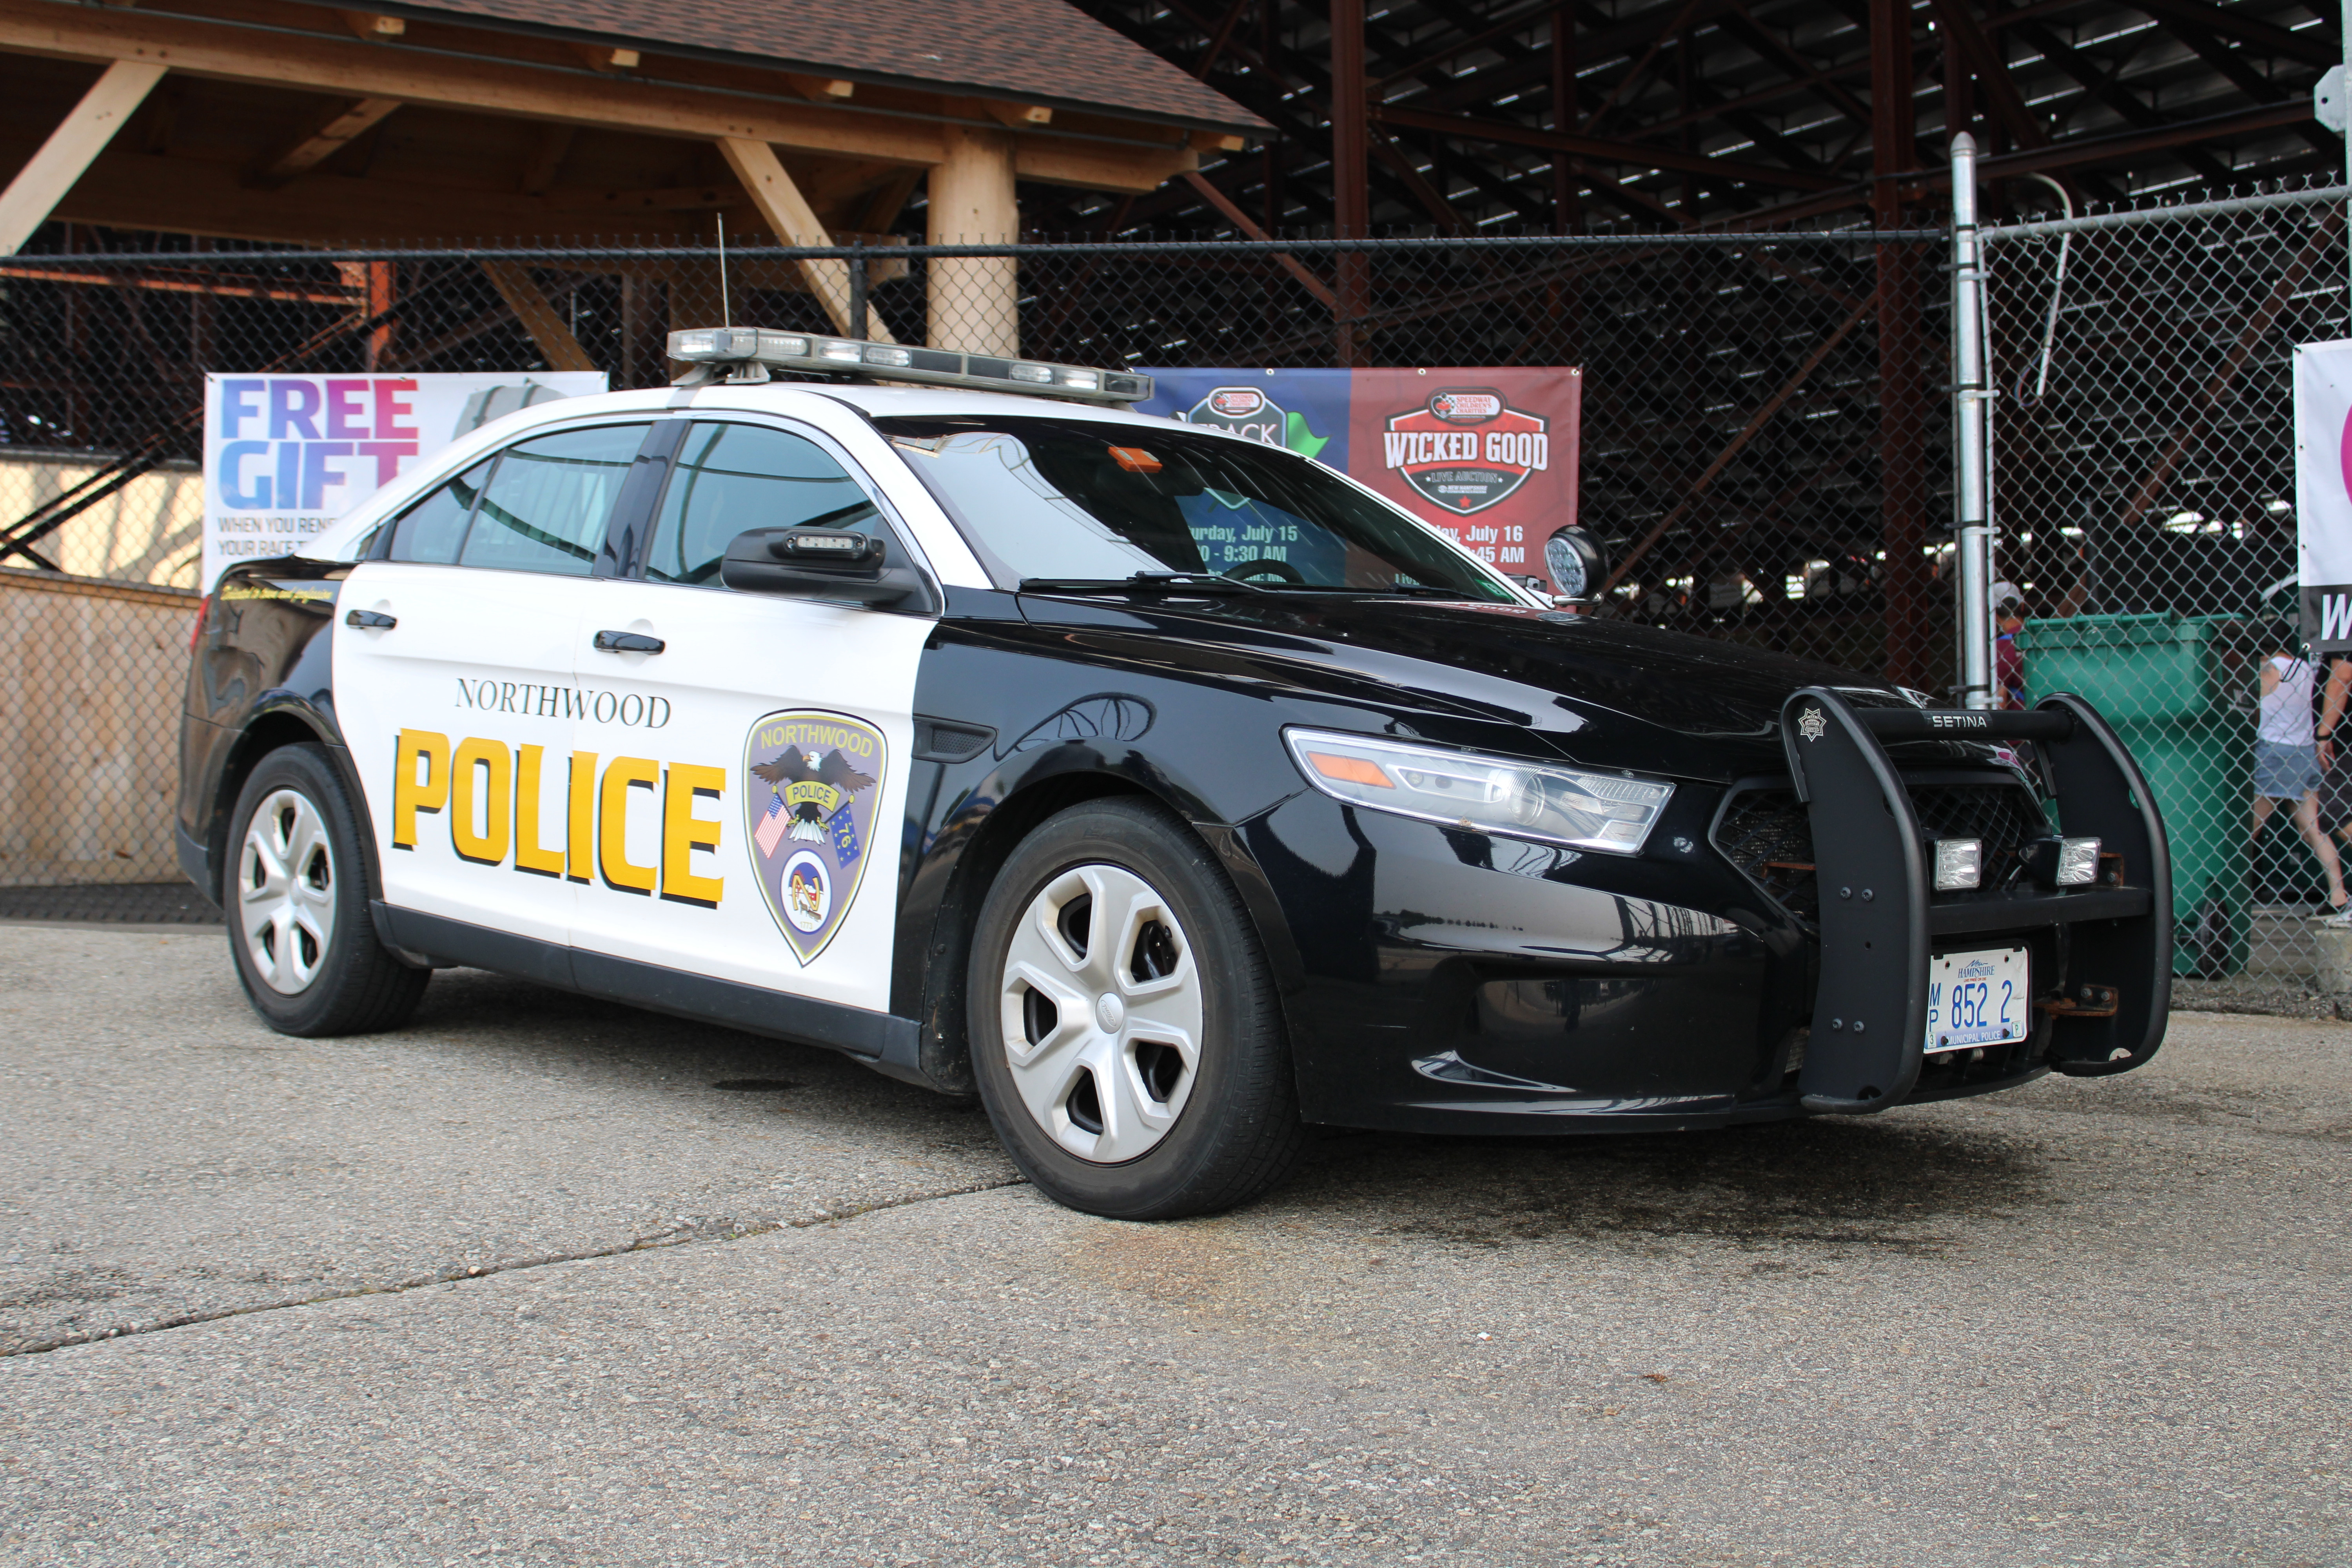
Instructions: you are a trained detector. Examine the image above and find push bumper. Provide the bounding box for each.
[1782,688,2171,1114]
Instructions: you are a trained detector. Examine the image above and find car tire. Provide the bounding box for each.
[967,796,1307,1220]
[223,742,429,1037]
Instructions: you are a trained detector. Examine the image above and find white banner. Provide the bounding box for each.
[2295,340,2352,649]
[201,371,606,592]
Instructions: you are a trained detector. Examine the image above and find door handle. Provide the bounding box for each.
[345,608,396,630]
[592,629,665,654]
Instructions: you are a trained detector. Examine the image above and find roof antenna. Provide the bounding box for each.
[716,213,731,327]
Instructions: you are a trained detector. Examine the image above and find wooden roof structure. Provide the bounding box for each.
[0,0,1263,357]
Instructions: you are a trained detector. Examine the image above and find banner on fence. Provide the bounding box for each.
[200,371,607,591]
[2296,341,2352,649]
[1138,367,1582,592]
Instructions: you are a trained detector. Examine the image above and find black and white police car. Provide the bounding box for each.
[178,327,2172,1220]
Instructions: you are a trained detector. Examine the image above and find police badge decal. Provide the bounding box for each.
[744,710,886,964]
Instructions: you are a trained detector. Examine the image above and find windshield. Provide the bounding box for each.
[874,416,1517,601]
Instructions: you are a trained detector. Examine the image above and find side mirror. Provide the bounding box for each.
[720,526,931,608]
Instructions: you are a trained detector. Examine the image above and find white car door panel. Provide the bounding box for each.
[335,560,584,946]
[562,419,933,1016]
[332,420,654,949]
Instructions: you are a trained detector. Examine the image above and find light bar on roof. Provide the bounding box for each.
[667,327,1153,405]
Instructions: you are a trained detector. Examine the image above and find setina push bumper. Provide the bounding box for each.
[1782,688,2171,1114]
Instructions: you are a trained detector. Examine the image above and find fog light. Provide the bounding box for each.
[2056,835,2101,886]
[1932,838,1983,891]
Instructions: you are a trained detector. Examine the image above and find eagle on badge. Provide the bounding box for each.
[751,746,878,842]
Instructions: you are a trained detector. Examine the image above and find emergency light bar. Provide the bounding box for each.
[668,327,1153,406]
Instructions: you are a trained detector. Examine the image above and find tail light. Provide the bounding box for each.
[189,593,211,652]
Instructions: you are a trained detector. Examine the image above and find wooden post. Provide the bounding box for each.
[0,61,166,254]
[926,122,1020,356]
[621,275,668,389]
[479,260,597,373]
[1329,0,1369,366]
[1871,0,1933,691]
[714,135,895,341]
[363,260,396,370]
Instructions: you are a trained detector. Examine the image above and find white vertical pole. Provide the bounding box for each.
[1951,133,1995,709]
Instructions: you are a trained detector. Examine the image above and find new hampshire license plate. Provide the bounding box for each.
[1925,947,2030,1053]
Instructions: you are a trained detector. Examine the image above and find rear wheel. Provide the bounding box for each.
[968,797,1306,1220]
[225,743,428,1036]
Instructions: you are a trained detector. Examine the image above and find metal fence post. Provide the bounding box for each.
[1950,132,1995,710]
[846,248,868,341]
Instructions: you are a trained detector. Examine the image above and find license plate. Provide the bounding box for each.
[1925,947,2030,1053]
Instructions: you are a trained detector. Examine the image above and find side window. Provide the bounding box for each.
[645,422,877,586]
[386,461,490,564]
[459,424,650,577]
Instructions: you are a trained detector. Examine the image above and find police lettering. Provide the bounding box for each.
[389,729,722,907]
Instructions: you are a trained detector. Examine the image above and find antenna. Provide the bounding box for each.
[716,213,731,327]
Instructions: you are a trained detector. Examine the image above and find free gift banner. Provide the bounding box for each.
[201,371,606,591]
[1137,366,1582,590]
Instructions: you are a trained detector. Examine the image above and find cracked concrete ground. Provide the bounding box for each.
[1,925,2348,1566]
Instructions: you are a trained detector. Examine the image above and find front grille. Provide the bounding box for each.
[1713,774,2053,921]
[1713,787,1820,918]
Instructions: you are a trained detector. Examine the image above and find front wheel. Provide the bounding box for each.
[224,742,429,1037]
[967,797,1307,1220]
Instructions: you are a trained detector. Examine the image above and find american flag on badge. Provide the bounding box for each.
[755,791,792,857]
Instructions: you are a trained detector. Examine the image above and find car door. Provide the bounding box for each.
[334,419,655,949]
[562,416,934,1016]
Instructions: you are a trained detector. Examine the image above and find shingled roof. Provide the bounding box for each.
[319,0,1267,135]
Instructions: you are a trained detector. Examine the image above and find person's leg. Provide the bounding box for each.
[2296,791,2350,908]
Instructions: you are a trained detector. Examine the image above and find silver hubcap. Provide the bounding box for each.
[999,864,1203,1164]
[238,788,337,995]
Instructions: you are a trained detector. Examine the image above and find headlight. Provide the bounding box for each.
[1284,729,1674,855]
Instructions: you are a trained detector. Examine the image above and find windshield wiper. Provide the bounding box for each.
[1018,572,1269,595]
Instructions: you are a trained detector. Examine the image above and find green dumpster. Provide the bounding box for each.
[2014,612,2254,977]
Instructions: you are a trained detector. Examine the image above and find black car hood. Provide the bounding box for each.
[1008,590,1936,783]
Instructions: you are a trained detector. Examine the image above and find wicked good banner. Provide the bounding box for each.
[1137,367,1583,592]
[2296,341,2352,650]
[201,371,606,592]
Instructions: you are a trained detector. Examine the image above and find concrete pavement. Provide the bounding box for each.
[2,926,2346,1565]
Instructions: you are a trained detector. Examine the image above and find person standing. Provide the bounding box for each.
[2252,629,2349,914]
[1994,596,2027,710]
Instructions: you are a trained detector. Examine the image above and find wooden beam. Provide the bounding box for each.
[339,12,404,41]
[0,59,163,254]
[31,136,706,245]
[857,167,921,233]
[479,260,597,373]
[243,95,401,188]
[572,43,639,73]
[785,74,855,102]
[1010,139,1194,193]
[713,135,895,341]
[979,100,1052,129]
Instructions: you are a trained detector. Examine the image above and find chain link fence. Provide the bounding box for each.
[2,226,1950,912]
[1982,176,2348,994]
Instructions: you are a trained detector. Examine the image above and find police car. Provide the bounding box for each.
[178,328,2172,1220]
